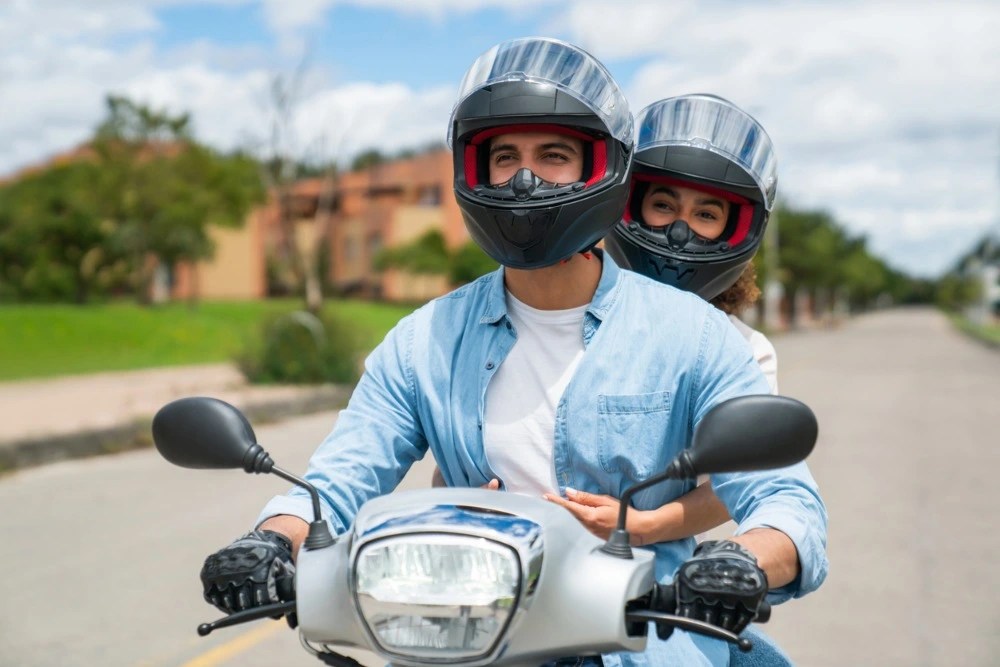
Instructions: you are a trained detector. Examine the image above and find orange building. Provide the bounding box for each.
[169,207,268,301]
[4,142,467,303]
[177,147,467,303]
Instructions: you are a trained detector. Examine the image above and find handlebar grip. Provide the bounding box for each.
[652,582,770,624]
[650,583,677,614]
[754,599,771,624]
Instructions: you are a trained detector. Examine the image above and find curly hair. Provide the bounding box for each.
[710,263,761,315]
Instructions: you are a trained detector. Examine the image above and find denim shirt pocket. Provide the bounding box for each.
[597,391,672,481]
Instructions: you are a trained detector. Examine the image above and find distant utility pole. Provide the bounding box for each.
[763,208,784,331]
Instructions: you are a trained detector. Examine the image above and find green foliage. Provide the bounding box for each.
[94,96,265,300]
[935,274,981,312]
[759,203,932,311]
[351,149,387,171]
[236,310,366,384]
[349,142,445,172]
[373,230,449,275]
[374,231,498,285]
[0,95,265,304]
[0,163,129,302]
[449,242,499,284]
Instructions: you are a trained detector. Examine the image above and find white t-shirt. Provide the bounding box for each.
[483,292,588,495]
[728,314,778,394]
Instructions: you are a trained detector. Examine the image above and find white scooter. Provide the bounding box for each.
[152,394,816,667]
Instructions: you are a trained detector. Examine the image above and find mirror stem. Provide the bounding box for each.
[600,456,692,559]
[271,465,335,549]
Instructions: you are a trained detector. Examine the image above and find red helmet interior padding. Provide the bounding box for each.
[623,174,754,247]
[463,124,607,189]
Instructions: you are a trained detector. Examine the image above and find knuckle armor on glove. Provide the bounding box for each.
[676,539,767,634]
[201,529,295,614]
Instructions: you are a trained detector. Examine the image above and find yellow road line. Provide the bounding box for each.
[179,621,285,667]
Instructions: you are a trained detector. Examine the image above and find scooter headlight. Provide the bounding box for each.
[354,534,521,661]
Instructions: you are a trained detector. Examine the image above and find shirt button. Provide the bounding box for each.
[485,361,495,370]
[505,321,512,330]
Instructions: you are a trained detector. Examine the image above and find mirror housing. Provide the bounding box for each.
[152,396,273,473]
[669,395,818,478]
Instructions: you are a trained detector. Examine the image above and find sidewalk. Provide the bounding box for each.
[0,364,350,472]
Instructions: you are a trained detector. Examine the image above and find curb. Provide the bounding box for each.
[0,384,352,474]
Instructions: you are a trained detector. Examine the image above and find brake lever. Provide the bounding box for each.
[197,601,297,636]
[625,610,754,653]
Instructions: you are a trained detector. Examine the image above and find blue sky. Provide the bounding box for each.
[1,0,998,278]
[152,3,646,88]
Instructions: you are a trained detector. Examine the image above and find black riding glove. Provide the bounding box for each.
[675,540,768,635]
[200,530,296,615]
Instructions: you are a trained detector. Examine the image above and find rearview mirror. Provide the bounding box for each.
[680,394,818,476]
[152,396,261,470]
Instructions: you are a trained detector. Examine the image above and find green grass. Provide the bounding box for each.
[949,313,1000,348]
[0,299,416,381]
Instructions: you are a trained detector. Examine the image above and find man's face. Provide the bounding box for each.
[640,183,730,240]
[487,131,585,186]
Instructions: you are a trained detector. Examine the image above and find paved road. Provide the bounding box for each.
[1,308,996,666]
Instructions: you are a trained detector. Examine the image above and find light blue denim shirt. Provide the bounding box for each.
[259,254,828,666]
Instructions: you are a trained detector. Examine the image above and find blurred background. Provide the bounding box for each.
[0,1,997,666]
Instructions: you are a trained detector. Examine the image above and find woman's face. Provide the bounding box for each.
[640,183,730,240]
[487,131,585,186]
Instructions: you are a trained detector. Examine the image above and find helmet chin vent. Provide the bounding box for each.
[667,220,693,250]
[511,168,540,201]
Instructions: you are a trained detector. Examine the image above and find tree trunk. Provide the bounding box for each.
[304,270,322,314]
[187,263,201,310]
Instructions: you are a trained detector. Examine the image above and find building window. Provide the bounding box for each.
[418,185,442,206]
[344,236,359,261]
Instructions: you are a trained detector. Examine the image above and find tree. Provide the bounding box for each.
[755,202,930,323]
[373,230,450,275]
[448,242,499,285]
[0,162,126,302]
[351,149,386,171]
[256,66,343,314]
[374,230,498,286]
[935,273,981,312]
[92,95,264,303]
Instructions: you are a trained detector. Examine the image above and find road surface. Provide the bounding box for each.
[1,308,996,666]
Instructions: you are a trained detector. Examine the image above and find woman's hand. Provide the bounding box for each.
[543,488,648,545]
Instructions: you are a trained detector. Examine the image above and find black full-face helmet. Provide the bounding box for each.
[603,94,778,300]
[448,37,633,269]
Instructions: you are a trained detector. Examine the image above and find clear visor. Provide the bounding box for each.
[448,37,633,148]
[636,94,777,209]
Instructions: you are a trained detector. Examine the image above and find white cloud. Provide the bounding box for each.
[0,0,452,177]
[3,0,996,276]
[565,0,1000,276]
[290,82,454,158]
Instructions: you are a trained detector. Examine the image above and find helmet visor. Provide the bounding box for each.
[636,95,777,210]
[448,37,632,148]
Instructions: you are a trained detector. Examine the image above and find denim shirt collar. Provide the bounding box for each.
[479,249,623,327]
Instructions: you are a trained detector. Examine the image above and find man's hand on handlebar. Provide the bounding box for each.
[200,530,296,615]
[675,539,768,635]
